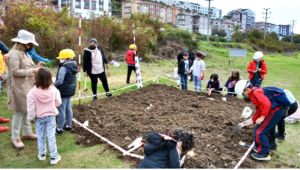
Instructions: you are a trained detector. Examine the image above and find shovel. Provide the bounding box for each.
[83,75,88,95]
[231,119,253,134]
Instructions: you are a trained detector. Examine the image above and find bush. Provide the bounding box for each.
[1,1,77,59]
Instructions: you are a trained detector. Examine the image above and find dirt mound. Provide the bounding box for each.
[73,84,262,168]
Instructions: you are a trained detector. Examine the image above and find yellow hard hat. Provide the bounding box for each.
[57,49,75,59]
[129,44,137,50]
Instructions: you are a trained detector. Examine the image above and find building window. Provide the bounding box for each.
[75,0,81,8]
[84,0,89,9]
[99,0,103,11]
[99,4,103,11]
[91,0,96,10]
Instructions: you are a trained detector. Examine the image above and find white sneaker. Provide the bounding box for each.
[38,154,46,161]
[50,155,61,165]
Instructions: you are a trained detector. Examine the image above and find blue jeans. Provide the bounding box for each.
[57,97,73,130]
[36,116,58,159]
[180,74,188,90]
[193,75,202,92]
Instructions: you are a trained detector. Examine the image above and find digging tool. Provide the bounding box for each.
[123,137,143,156]
[83,75,88,94]
[231,118,253,134]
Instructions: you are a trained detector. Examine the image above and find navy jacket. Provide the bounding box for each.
[178,59,191,75]
[137,132,180,169]
[55,60,78,98]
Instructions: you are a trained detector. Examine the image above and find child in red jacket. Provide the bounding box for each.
[235,80,292,161]
[247,51,267,87]
[126,44,137,84]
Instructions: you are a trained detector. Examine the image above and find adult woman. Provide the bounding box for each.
[8,29,41,149]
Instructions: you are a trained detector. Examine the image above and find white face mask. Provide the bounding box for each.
[59,59,65,63]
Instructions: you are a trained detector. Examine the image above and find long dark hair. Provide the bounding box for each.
[210,73,219,81]
[168,129,195,154]
[228,71,240,81]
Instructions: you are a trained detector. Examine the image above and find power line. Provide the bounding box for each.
[262,8,271,39]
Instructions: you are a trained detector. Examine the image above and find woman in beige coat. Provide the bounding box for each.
[8,30,41,149]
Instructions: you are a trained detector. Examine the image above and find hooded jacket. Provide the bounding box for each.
[54,60,78,98]
[27,85,62,120]
[137,132,180,168]
[83,46,107,75]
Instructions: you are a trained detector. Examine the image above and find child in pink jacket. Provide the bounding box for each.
[27,68,62,165]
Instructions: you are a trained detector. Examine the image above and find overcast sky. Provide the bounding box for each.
[189,0,300,33]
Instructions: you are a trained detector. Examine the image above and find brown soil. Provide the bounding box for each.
[73,84,263,168]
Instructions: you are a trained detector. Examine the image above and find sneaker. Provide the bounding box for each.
[56,128,64,135]
[93,96,97,101]
[63,125,72,131]
[0,117,10,123]
[0,126,9,133]
[106,92,112,97]
[22,133,37,140]
[275,133,285,141]
[12,139,25,150]
[38,154,46,161]
[50,155,61,165]
[251,153,271,161]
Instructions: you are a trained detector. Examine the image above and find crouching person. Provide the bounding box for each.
[27,68,62,164]
[235,80,294,161]
[137,129,194,168]
[54,49,78,134]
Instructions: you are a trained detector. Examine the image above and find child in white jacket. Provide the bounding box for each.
[27,68,62,165]
[189,52,206,92]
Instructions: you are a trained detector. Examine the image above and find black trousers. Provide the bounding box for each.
[89,72,110,95]
[126,65,136,83]
[277,102,298,137]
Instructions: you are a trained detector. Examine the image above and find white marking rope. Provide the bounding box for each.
[234,142,255,169]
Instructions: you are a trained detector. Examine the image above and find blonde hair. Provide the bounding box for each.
[12,43,26,52]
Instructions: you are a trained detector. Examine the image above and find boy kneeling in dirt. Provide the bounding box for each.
[137,129,194,168]
[234,80,296,161]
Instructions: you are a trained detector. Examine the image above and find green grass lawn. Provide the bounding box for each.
[0,41,300,168]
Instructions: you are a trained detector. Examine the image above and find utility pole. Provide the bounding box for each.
[262,8,271,39]
[291,20,296,43]
[206,0,213,42]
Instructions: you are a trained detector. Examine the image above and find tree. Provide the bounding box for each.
[211,28,227,37]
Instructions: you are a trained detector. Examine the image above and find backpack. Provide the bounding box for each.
[263,86,292,108]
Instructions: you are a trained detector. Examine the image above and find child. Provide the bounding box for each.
[247,51,267,87]
[189,52,205,92]
[178,52,191,90]
[126,44,137,84]
[222,71,240,96]
[137,129,194,168]
[27,68,62,164]
[54,49,78,134]
[206,73,222,95]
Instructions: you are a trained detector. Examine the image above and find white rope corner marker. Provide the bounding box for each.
[234,142,255,169]
[73,118,144,160]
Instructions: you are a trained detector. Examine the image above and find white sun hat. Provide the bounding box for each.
[253,51,263,60]
[11,29,39,46]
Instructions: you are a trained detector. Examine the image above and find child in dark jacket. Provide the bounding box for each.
[137,129,194,168]
[222,71,240,96]
[206,73,222,96]
[178,52,191,90]
[54,49,78,134]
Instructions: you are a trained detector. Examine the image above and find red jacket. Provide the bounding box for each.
[248,88,271,122]
[247,60,267,80]
[126,49,135,65]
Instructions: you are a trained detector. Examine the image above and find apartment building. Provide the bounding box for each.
[122,0,178,25]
